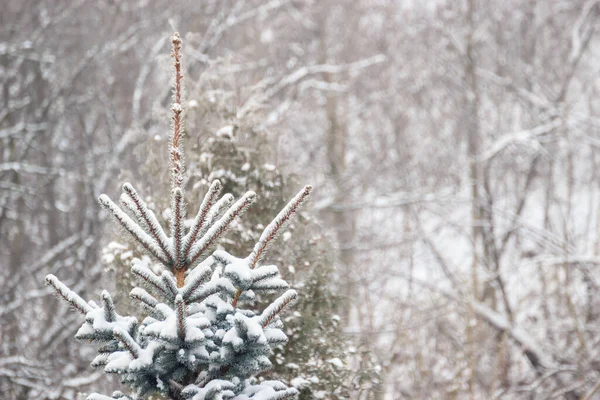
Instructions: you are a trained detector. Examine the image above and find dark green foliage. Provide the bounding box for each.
[194,133,382,398]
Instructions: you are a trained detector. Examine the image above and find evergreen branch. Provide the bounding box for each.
[211,249,237,265]
[129,288,163,319]
[260,381,291,391]
[259,290,298,328]
[168,33,186,289]
[232,276,289,308]
[249,185,312,270]
[201,193,235,231]
[161,271,179,297]
[180,265,212,300]
[169,379,186,400]
[120,194,148,230]
[175,295,186,341]
[170,32,185,190]
[129,287,158,309]
[112,391,134,400]
[112,328,140,358]
[251,265,279,283]
[90,354,110,368]
[187,279,231,303]
[101,290,117,322]
[267,389,299,400]
[131,261,169,298]
[187,191,257,267]
[189,193,235,249]
[172,187,185,269]
[251,278,289,291]
[87,394,121,400]
[97,343,120,354]
[232,186,310,307]
[45,274,92,315]
[230,286,242,309]
[122,183,172,265]
[182,180,222,260]
[98,195,170,265]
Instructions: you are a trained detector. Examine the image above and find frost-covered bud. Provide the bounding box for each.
[172,103,183,113]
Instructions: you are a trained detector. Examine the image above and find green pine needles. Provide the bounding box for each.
[45,32,311,400]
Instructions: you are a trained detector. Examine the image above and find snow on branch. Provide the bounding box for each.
[122,182,172,264]
[170,32,186,191]
[161,270,179,297]
[172,187,185,268]
[203,193,235,229]
[98,194,170,265]
[187,191,257,267]
[120,194,147,229]
[112,327,140,359]
[262,55,386,101]
[129,287,158,309]
[180,263,213,300]
[478,119,561,162]
[45,274,93,315]
[182,180,223,260]
[249,185,312,269]
[259,289,298,328]
[131,259,170,299]
[175,295,186,341]
[187,278,234,303]
[101,290,117,322]
[197,0,293,55]
[401,273,555,372]
[237,54,386,121]
[87,393,132,400]
[470,301,554,370]
[0,121,47,140]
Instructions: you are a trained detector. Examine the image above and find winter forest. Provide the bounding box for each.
[2,0,600,399]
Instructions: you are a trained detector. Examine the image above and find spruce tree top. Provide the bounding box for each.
[45,32,311,400]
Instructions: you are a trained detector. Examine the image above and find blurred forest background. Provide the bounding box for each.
[2,0,600,399]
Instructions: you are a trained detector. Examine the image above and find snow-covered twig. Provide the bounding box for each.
[99,195,170,265]
[122,183,172,264]
[187,191,257,267]
[249,185,312,270]
[478,119,561,162]
[182,180,223,260]
[45,275,93,315]
[259,290,298,328]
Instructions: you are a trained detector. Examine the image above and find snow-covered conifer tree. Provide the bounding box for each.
[45,32,311,400]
